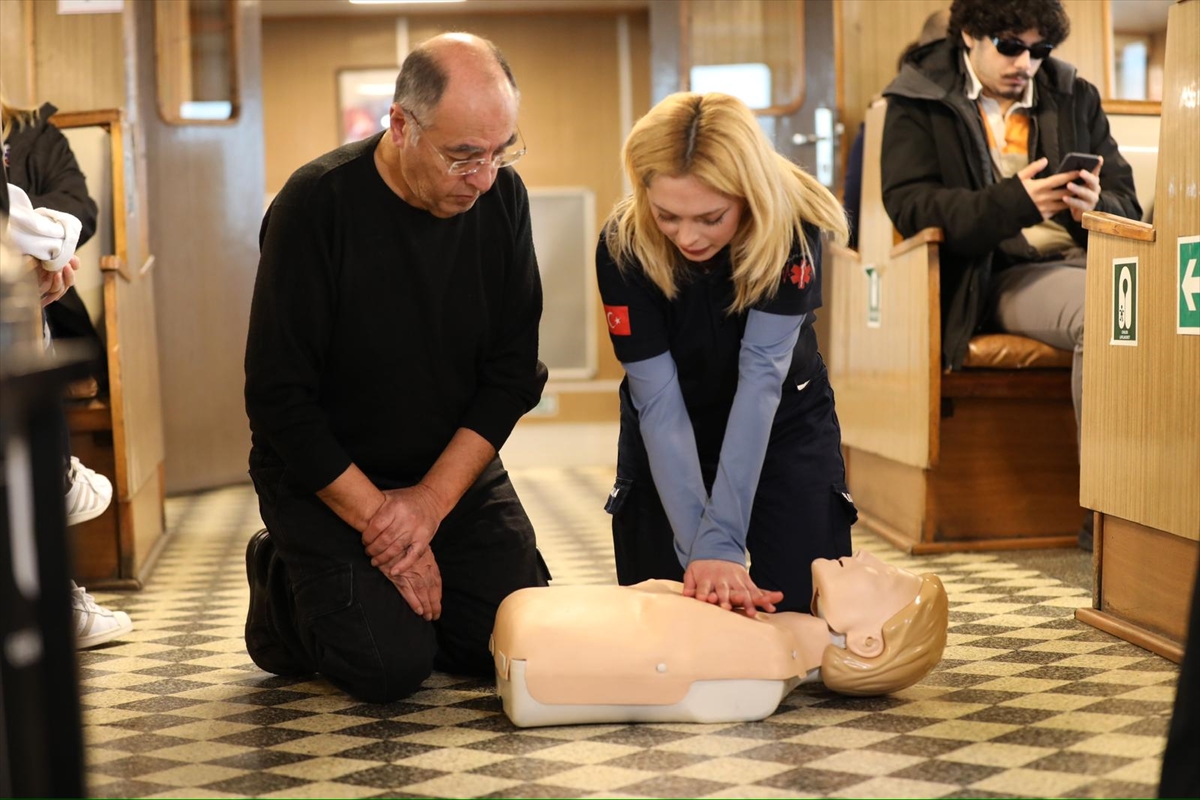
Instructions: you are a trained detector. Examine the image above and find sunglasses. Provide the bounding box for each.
[991,36,1054,60]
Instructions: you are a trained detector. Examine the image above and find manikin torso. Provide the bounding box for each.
[490,552,935,727]
[491,580,831,707]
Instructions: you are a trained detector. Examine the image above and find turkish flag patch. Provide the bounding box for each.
[786,259,814,289]
[604,304,631,336]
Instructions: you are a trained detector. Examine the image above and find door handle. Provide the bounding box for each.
[790,108,842,187]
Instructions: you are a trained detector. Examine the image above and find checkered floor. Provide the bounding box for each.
[77,465,1177,799]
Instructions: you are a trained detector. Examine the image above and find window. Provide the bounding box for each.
[156,0,238,124]
[681,0,805,116]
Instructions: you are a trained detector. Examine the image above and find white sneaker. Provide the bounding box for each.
[72,583,133,649]
[64,456,112,526]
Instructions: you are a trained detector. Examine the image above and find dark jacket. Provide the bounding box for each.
[881,39,1140,369]
[3,102,98,246]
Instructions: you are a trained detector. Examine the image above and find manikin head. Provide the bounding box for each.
[386,33,523,219]
[810,551,948,696]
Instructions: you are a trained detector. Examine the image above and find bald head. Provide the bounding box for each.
[393,32,518,124]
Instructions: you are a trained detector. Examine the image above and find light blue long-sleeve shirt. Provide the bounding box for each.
[625,309,804,567]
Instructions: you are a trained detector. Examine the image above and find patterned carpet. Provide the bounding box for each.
[77,466,1176,799]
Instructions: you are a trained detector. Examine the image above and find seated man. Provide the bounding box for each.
[491,551,948,727]
[880,0,1140,551]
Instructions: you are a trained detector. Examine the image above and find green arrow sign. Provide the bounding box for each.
[1179,235,1200,335]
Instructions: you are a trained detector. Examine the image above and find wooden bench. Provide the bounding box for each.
[53,109,168,589]
[828,100,1080,554]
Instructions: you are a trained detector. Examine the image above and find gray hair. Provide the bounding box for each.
[392,37,518,122]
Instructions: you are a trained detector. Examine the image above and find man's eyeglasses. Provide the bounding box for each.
[991,36,1054,61]
[402,108,526,176]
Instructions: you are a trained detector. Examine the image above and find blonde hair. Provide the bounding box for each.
[821,574,948,696]
[606,92,848,313]
[1,92,39,142]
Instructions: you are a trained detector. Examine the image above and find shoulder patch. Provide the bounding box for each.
[785,259,815,290]
[604,304,632,336]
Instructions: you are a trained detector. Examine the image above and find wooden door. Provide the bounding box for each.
[130,0,265,492]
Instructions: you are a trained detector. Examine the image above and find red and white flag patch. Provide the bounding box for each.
[604,304,631,336]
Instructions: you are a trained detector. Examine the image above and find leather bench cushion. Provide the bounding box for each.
[963,334,1073,369]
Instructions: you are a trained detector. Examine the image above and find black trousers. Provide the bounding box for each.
[45,287,106,388]
[607,361,855,613]
[248,457,549,703]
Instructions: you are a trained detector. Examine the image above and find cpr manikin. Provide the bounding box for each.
[490,551,948,727]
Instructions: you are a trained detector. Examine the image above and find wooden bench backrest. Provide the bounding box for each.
[53,111,165,506]
[1080,0,1200,540]
[828,99,941,470]
[1105,110,1161,220]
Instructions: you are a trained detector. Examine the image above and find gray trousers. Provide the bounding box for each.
[986,253,1086,443]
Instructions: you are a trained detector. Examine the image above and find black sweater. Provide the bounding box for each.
[245,134,547,492]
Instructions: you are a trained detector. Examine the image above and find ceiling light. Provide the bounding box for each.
[349,1,467,5]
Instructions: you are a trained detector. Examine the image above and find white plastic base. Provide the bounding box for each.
[498,659,805,728]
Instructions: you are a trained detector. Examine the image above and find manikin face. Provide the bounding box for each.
[646,174,743,263]
[811,551,922,657]
[962,28,1048,102]
[390,78,520,219]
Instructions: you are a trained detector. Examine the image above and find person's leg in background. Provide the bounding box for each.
[987,258,1090,548]
[45,287,107,393]
[46,398,128,649]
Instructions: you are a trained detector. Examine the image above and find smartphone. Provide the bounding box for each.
[1056,152,1101,175]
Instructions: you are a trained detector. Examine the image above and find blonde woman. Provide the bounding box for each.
[597,92,853,617]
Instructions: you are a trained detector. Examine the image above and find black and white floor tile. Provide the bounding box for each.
[77,466,1176,799]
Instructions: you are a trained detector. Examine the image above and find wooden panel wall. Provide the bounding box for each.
[261,15,396,195]
[838,0,948,170]
[1056,0,1108,94]
[0,0,34,105]
[827,102,937,469]
[1079,0,1200,542]
[134,0,266,492]
[31,0,125,111]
